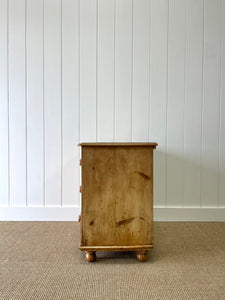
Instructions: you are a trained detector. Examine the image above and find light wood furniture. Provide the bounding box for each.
[79,143,157,262]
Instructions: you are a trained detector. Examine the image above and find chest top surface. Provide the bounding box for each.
[79,142,158,148]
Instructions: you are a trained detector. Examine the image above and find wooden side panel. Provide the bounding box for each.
[114,147,153,246]
[81,146,153,247]
[81,147,116,246]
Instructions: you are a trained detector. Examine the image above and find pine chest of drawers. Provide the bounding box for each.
[79,143,157,262]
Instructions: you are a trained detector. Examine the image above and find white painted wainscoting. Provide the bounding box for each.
[0,0,225,221]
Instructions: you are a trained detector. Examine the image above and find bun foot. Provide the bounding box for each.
[136,251,148,262]
[85,251,96,262]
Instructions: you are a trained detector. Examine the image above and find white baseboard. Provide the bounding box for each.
[154,207,225,222]
[0,206,81,221]
[0,206,225,221]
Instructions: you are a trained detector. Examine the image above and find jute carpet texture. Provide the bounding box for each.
[0,222,225,300]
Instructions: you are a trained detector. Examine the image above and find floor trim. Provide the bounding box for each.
[0,206,225,221]
[154,207,225,222]
[0,206,80,221]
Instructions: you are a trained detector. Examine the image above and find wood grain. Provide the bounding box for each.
[80,145,155,249]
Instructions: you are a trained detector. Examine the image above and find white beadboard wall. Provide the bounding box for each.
[0,0,225,221]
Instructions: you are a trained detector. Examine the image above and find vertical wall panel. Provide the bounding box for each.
[62,0,79,206]
[115,0,132,142]
[201,0,221,207]
[0,0,8,206]
[167,0,186,207]
[220,2,225,207]
[26,0,44,206]
[44,0,62,206]
[8,0,26,206]
[132,0,150,142]
[97,0,114,142]
[149,0,168,207]
[80,0,97,142]
[183,0,203,207]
